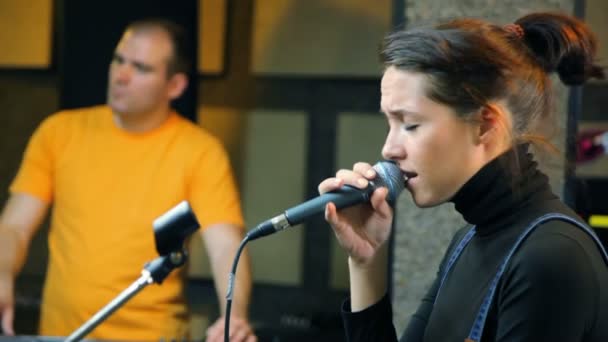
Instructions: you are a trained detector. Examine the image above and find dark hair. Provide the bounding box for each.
[126,18,193,77]
[380,12,604,146]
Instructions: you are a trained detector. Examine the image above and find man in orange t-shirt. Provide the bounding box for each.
[0,19,256,342]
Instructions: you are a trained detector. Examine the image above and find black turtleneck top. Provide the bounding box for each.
[342,145,608,342]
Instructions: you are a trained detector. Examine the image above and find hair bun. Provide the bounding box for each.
[515,12,605,85]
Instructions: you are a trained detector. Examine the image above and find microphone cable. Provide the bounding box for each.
[223,234,250,342]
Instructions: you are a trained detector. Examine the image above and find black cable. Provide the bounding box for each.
[224,235,250,342]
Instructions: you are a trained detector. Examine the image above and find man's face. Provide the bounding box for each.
[107,29,177,117]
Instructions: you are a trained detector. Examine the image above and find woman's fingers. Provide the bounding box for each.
[318,177,343,194]
[325,202,359,250]
[352,162,376,179]
[335,169,369,189]
[319,162,378,195]
[370,187,392,219]
[324,201,336,222]
[325,202,352,238]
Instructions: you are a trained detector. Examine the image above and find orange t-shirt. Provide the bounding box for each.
[10,105,244,341]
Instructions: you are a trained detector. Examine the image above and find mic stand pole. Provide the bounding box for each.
[65,250,188,342]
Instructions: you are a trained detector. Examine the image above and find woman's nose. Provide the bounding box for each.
[382,130,405,160]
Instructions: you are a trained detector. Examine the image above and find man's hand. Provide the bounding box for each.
[0,193,51,336]
[205,315,256,342]
[0,274,15,336]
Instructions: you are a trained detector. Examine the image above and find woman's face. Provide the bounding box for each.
[380,66,488,207]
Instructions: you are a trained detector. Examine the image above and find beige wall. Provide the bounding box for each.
[586,0,608,65]
[251,0,391,77]
[0,0,53,68]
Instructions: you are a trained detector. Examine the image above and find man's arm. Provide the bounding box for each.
[202,223,256,342]
[0,193,49,335]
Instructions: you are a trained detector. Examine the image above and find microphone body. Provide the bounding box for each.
[285,185,372,225]
[153,201,200,255]
[246,161,404,241]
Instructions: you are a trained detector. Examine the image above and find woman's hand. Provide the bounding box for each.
[318,162,394,266]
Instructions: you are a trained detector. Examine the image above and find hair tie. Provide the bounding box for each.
[503,23,525,39]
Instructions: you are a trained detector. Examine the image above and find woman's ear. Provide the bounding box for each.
[477,103,510,145]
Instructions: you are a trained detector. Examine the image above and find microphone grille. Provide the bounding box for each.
[373,160,405,206]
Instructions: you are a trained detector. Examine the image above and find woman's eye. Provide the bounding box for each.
[404,124,419,131]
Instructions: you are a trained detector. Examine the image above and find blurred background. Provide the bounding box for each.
[0,0,606,341]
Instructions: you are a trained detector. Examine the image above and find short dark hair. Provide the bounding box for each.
[126,18,193,77]
[381,12,604,147]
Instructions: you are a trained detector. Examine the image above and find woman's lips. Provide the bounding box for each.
[404,171,417,179]
[403,171,417,186]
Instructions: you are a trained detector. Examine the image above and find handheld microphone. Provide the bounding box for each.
[246,160,405,241]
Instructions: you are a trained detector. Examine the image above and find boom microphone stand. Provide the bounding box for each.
[65,201,200,342]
